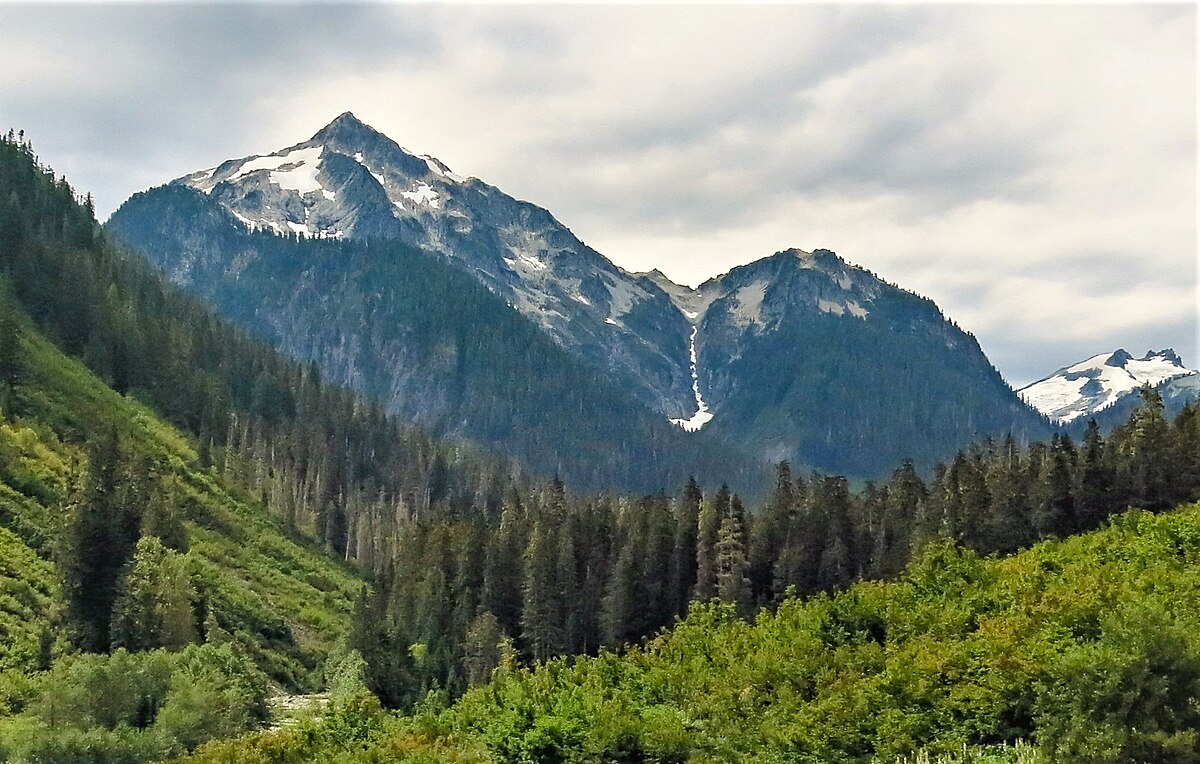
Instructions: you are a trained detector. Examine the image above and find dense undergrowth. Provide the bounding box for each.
[183,501,1200,763]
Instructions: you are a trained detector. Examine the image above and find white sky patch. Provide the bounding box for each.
[2,4,1193,385]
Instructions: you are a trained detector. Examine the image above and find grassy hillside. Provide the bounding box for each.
[184,500,1200,764]
[0,304,363,688]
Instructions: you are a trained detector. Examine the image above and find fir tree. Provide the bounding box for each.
[715,513,751,613]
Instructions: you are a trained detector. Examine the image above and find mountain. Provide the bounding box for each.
[106,186,759,494]
[173,112,694,418]
[644,249,1052,475]
[109,112,1051,483]
[1019,348,1200,427]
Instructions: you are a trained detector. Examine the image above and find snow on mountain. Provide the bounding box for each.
[1018,349,1198,424]
[173,112,695,417]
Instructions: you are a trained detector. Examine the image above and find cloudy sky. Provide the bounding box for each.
[1,3,1195,386]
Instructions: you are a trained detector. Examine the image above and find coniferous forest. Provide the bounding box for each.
[2,131,1200,764]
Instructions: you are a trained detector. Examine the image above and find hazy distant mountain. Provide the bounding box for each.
[110,112,1055,485]
[1020,348,1199,429]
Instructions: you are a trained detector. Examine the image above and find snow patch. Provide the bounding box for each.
[817,298,845,316]
[421,156,466,183]
[670,326,715,432]
[400,183,440,208]
[730,281,768,326]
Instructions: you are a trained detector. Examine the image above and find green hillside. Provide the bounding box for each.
[0,300,362,683]
[185,500,1200,764]
[0,272,364,759]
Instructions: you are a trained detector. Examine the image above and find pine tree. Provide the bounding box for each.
[1032,433,1078,537]
[483,497,525,639]
[602,509,645,646]
[1125,387,1175,509]
[58,428,144,652]
[751,462,798,602]
[1078,419,1115,531]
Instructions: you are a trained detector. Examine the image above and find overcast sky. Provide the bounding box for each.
[1,3,1195,387]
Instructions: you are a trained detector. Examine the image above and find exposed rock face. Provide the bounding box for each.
[111,113,1055,483]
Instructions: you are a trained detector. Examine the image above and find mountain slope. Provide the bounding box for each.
[172,112,694,418]
[680,249,1051,475]
[110,113,1052,482]
[107,184,761,494]
[0,282,362,688]
[1019,348,1199,426]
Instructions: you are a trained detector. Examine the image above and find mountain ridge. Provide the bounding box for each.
[112,112,1055,482]
[1020,347,1199,428]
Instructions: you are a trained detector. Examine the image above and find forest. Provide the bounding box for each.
[1,132,1199,762]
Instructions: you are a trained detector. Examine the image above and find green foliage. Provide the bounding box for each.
[174,502,1200,763]
[0,643,268,761]
[1034,602,1200,762]
[111,536,198,651]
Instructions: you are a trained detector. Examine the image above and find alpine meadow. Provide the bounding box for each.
[0,4,1196,763]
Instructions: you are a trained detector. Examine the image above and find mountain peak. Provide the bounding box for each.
[1146,348,1183,367]
[1105,349,1132,367]
[1020,347,1197,424]
[310,111,379,144]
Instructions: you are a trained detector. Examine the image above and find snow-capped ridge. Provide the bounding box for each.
[1020,348,1197,424]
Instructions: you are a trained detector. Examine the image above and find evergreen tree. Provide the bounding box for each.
[0,278,22,417]
[750,462,799,602]
[483,498,526,639]
[521,515,564,662]
[602,508,645,646]
[1078,419,1115,531]
[672,477,702,614]
[1124,387,1175,509]
[715,513,751,613]
[58,429,144,652]
[461,611,509,688]
[1033,434,1078,537]
[693,495,721,602]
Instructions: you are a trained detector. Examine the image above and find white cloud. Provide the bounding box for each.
[0,4,1193,386]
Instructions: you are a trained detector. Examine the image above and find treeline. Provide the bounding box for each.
[350,389,1200,707]
[0,132,519,571]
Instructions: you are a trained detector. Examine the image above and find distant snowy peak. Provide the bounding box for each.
[1019,348,1198,423]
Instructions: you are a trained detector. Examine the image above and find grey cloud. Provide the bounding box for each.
[0,3,1193,386]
